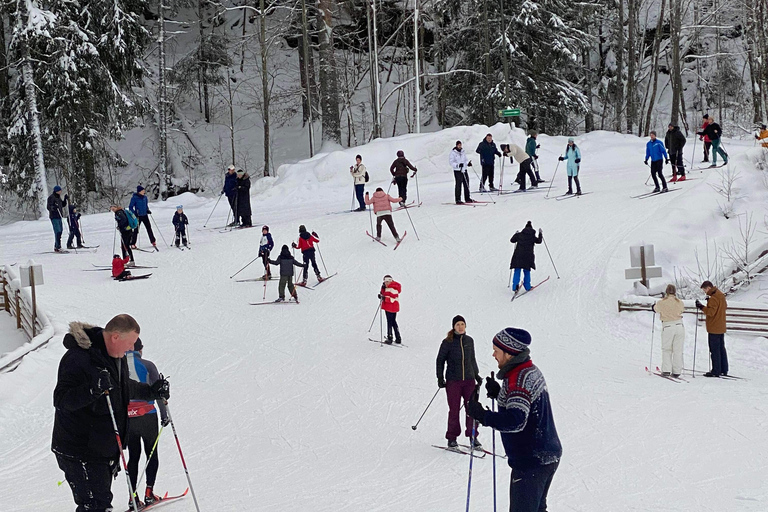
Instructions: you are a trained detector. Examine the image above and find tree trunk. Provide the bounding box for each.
[20,51,49,218]
[644,0,666,136]
[316,0,341,143]
[626,0,636,133]
[483,0,492,124]
[0,16,10,166]
[260,0,270,176]
[158,2,169,195]
[366,1,380,137]
[582,45,594,132]
[669,0,683,125]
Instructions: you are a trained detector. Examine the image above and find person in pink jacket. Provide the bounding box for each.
[365,188,402,242]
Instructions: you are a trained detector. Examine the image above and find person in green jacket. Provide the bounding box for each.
[525,131,545,184]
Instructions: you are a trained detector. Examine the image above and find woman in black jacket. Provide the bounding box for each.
[110,205,134,264]
[510,221,543,292]
[436,315,482,449]
[236,170,252,227]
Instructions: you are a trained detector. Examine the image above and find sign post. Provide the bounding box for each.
[498,108,521,117]
[20,261,44,337]
[625,245,662,288]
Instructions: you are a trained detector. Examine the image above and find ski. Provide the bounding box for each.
[631,188,681,199]
[684,368,746,380]
[511,276,550,302]
[219,225,258,233]
[118,274,152,281]
[368,338,405,347]
[458,444,506,459]
[655,367,688,382]
[312,272,338,288]
[693,164,726,170]
[41,247,100,254]
[123,488,188,512]
[92,264,157,269]
[393,231,407,251]
[236,277,279,282]
[555,192,592,201]
[432,445,486,458]
[393,201,419,211]
[366,231,388,246]
[250,300,301,305]
[667,177,699,182]
[325,209,357,215]
[295,282,317,290]
[441,202,488,207]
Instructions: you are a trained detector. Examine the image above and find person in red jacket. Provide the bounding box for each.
[112,254,131,280]
[292,225,324,286]
[379,275,402,344]
[701,114,712,162]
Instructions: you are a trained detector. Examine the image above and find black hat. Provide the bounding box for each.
[452,315,466,328]
[703,114,709,119]
[134,338,143,351]
[397,150,405,158]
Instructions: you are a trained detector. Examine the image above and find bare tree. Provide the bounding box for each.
[316,0,341,144]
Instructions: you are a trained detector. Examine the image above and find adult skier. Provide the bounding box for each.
[696,117,728,167]
[379,275,402,344]
[476,133,502,191]
[129,186,156,250]
[236,169,252,227]
[269,245,305,302]
[466,327,562,512]
[350,155,368,211]
[389,150,417,206]
[652,284,685,377]
[126,338,169,508]
[172,205,189,248]
[222,165,239,226]
[755,124,768,148]
[558,137,582,195]
[700,115,712,162]
[436,315,482,449]
[111,205,135,265]
[365,188,402,242]
[644,131,669,193]
[510,221,543,292]
[52,315,170,512]
[47,185,68,252]
[695,281,728,377]
[525,130,544,183]
[292,225,323,286]
[259,225,274,279]
[664,124,687,181]
[449,141,475,204]
[507,144,537,192]
[66,203,84,250]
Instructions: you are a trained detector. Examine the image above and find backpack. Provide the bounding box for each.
[364,171,370,183]
[124,209,139,230]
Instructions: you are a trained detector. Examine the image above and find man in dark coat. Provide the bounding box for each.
[389,150,417,206]
[52,315,170,512]
[476,133,502,191]
[222,165,239,226]
[664,124,687,181]
[47,185,68,252]
[510,221,543,292]
[110,206,134,264]
[236,169,252,227]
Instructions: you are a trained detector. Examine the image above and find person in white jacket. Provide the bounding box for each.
[449,141,475,204]
[505,144,537,191]
[653,284,685,377]
[350,154,367,211]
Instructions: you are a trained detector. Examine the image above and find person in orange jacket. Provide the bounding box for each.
[755,124,768,148]
[695,280,728,377]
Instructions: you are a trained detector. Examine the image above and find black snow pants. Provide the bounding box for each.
[56,454,117,512]
[649,160,667,190]
[127,414,160,490]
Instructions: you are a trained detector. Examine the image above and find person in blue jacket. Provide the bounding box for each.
[476,133,502,191]
[222,165,239,226]
[129,186,156,249]
[557,137,582,195]
[644,131,669,193]
[259,225,275,279]
[525,131,544,184]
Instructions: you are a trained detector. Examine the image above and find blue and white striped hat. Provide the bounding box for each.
[493,327,531,355]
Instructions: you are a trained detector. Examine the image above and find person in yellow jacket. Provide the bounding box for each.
[695,280,728,377]
[755,124,768,148]
[653,284,685,377]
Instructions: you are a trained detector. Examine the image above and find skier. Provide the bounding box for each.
[466,327,562,512]
[389,150,417,206]
[525,130,544,183]
[172,205,189,248]
[259,225,274,279]
[52,315,170,512]
[507,144,537,192]
[476,133,502,191]
[755,124,768,148]
[268,244,304,302]
[222,165,239,226]
[350,155,368,211]
[558,137,582,195]
[47,185,68,252]
[110,205,135,265]
[292,225,323,286]
[449,140,475,204]
[696,117,728,167]
[365,188,402,242]
[652,284,685,377]
[695,280,728,377]
[510,221,543,292]
[129,186,156,250]
[644,131,669,193]
[112,254,132,281]
[664,124,687,181]
[379,275,401,344]
[435,315,482,449]
[126,338,169,508]
[66,203,84,250]
[700,115,712,162]
[236,169,252,227]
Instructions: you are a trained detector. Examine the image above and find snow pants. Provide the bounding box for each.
[260,249,271,276]
[227,195,238,224]
[127,414,160,490]
[174,225,187,246]
[394,175,409,203]
[481,164,495,188]
[708,333,729,376]
[516,159,537,190]
[278,274,297,299]
[376,214,399,240]
[120,230,135,262]
[445,379,478,441]
[355,184,366,210]
[513,268,532,292]
[51,218,63,250]
[669,149,685,176]
[711,139,728,165]
[56,454,116,512]
[661,320,685,375]
[509,460,559,512]
[567,176,581,194]
[454,171,471,202]
[301,248,320,280]
[130,215,156,246]
[66,223,82,248]
[649,160,667,189]
[385,311,400,340]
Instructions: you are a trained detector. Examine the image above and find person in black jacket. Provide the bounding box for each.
[269,245,306,302]
[52,315,170,512]
[236,169,252,227]
[222,165,239,226]
[476,134,502,191]
[172,205,189,247]
[510,221,543,292]
[389,150,417,206]
[47,185,68,252]
[66,203,84,250]
[696,117,728,167]
[436,315,483,449]
[110,205,135,265]
[664,124,687,181]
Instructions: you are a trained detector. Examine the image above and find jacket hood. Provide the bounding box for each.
[453,146,462,152]
[299,231,311,240]
[63,321,97,350]
[706,287,720,296]
[279,245,292,258]
[372,190,387,198]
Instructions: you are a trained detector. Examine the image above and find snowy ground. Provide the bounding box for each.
[1,125,768,511]
[0,312,27,357]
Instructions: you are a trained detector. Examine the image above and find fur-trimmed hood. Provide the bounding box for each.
[63,321,98,350]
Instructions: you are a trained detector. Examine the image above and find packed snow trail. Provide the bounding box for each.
[2,126,768,511]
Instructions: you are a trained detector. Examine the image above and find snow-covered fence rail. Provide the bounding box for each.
[0,265,55,373]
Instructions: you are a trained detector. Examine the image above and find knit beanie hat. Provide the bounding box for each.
[137,185,145,193]
[397,150,405,158]
[299,225,307,233]
[493,327,531,355]
[134,338,143,351]
[54,185,62,193]
[452,315,466,328]
[525,220,532,228]
[703,114,709,119]
[176,205,183,211]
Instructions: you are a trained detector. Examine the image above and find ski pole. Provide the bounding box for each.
[113,221,118,256]
[498,155,504,195]
[134,425,165,499]
[492,398,497,512]
[203,193,223,227]
[351,184,355,211]
[230,257,260,279]
[545,159,562,198]
[368,201,375,239]
[469,163,495,203]
[403,204,420,240]
[692,308,699,378]
[149,213,169,248]
[541,235,560,279]
[649,312,655,370]
[368,298,383,332]
[644,161,653,186]
[379,300,384,347]
[165,402,201,512]
[689,134,698,170]
[315,243,329,275]
[465,419,478,512]
[411,387,440,430]
[415,172,420,204]
[387,178,394,195]
[105,392,140,512]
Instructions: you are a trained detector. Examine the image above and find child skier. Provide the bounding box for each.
[172,205,189,247]
[365,188,402,242]
[510,221,543,292]
[292,225,323,286]
[379,275,402,344]
[66,204,84,249]
[558,138,582,195]
[259,225,274,279]
[268,245,305,302]
[112,254,131,281]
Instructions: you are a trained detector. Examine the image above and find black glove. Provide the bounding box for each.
[467,161,472,167]
[485,372,501,399]
[161,416,171,427]
[438,377,446,388]
[665,159,670,165]
[150,375,170,400]
[696,132,703,137]
[378,293,383,299]
[465,401,487,424]
[147,210,152,215]
[558,156,564,161]
[538,228,543,236]
[534,155,539,159]
[695,300,704,310]
[756,134,760,140]
[391,178,396,184]
[575,158,581,164]
[475,375,482,387]
[110,459,120,479]
[291,242,297,249]
[311,231,318,238]
[92,369,113,396]
[459,163,464,169]
[536,144,540,149]
[644,160,648,165]
[64,194,69,202]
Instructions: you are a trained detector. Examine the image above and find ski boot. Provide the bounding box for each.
[290,293,299,303]
[671,374,680,378]
[67,245,75,250]
[447,439,459,449]
[661,187,669,193]
[144,487,161,506]
[129,498,144,510]
[661,371,671,377]
[670,174,678,183]
[399,201,406,207]
[576,190,582,196]
[275,297,285,302]
[126,261,136,267]
[652,187,660,193]
[489,185,497,191]
[385,336,394,345]
[478,185,486,192]
[374,236,382,242]
[456,200,464,205]
[565,190,573,195]
[395,236,402,243]
[471,438,483,450]
[316,274,324,283]
[395,337,402,344]
[677,174,686,182]
[299,279,307,287]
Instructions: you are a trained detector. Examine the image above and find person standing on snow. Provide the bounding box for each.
[700,115,712,162]
[466,327,562,512]
[664,124,687,182]
[695,280,729,377]
[269,245,305,302]
[350,155,368,211]
[507,143,537,192]
[126,338,169,509]
[66,203,84,250]
[449,141,475,204]
[525,131,545,184]
[236,169,252,227]
[47,185,68,252]
[436,315,483,450]
[558,138,582,195]
[172,206,189,248]
[259,225,274,279]
[755,124,768,148]
[696,117,728,167]
[389,150,417,206]
[292,225,323,286]
[653,284,685,377]
[129,186,157,250]
[379,275,402,344]
[222,165,239,226]
[365,188,402,242]
[644,131,669,193]
[476,133,502,191]
[510,221,543,292]
[111,205,135,265]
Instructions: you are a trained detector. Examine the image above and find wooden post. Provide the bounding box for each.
[30,267,36,338]
[1,273,8,312]
[15,291,21,329]
[640,245,647,288]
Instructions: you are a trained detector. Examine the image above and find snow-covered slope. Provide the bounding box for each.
[1,127,768,511]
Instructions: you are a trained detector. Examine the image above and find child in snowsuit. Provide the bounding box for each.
[172,206,189,247]
[510,221,543,292]
[66,204,84,249]
[292,225,323,285]
[379,275,402,344]
[259,225,274,279]
[112,254,131,280]
[269,245,305,302]
[558,138,582,195]
[365,188,402,242]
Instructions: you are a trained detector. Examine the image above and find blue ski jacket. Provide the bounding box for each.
[129,193,150,216]
[645,139,668,162]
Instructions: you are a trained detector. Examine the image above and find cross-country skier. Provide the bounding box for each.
[449,141,475,204]
[112,254,132,281]
[525,130,545,184]
[700,115,712,162]
[292,225,323,286]
[365,188,402,242]
[259,225,274,279]
[466,327,562,512]
[47,185,68,252]
[506,144,537,191]
[111,205,135,265]
[436,315,482,449]
[222,165,239,226]
[558,138,582,195]
[652,284,685,377]
[52,315,170,512]
[389,150,417,206]
[664,124,687,181]
[510,221,543,292]
[129,186,157,250]
[236,169,252,227]
[379,275,401,344]
[172,206,189,248]
[268,245,305,302]
[126,338,169,509]
[696,117,728,167]
[350,155,368,211]
[66,203,84,250]
[644,131,669,193]
[695,281,728,377]
[756,124,768,148]
[476,133,502,191]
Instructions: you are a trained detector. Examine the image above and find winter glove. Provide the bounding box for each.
[538,228,543,237]
[558,156,564,161]
[756,134,760,140]
[696,132,704,137]
[92,369,114,396]
[575,158,581,164]
[459,163,464,169]
[147,210,152,215]
[485,372,501,399]
[437,377,446,389]
[534,155,539,159]
[161,416,171,427]
[291,242,297,249]
[644,160,648,165]
[378,293,383,300]
[150,375,171,400]
[410,172,416,178]
[110,459,120,479]
[465,401,487,424]
[467,161,472,167]
[392,178,397,185]
[536,144,541,149]
[311,231,318,238]
[695,300,704,310]
[665,159,670,165]
[475,375,483,387]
